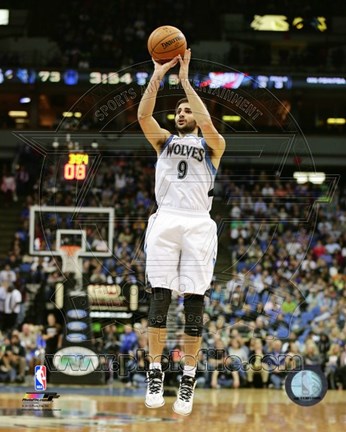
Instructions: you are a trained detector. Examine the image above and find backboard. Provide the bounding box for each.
[29,205,114,258]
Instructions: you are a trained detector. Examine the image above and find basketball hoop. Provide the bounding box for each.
[60,245,82,275]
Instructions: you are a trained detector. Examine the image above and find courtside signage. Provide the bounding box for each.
[53,346,99,376]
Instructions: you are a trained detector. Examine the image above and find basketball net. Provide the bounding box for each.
[60,245,82,279]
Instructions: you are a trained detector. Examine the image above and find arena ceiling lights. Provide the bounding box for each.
[327,118,346,125]
[250,15,327,32]
[8,110,27,117]
[251,15,289,31]
[222,115,241,122]
[0,10,9,25]
[293,172,326,185]
[62,111,82,118]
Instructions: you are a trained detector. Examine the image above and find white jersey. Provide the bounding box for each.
[155,134,217,212]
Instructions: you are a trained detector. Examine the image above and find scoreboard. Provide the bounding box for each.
[63,152,89,181]
[1,67,346,90]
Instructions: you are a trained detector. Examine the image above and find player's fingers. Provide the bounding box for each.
[177,55,185,67]
[167,55,179,68]
[184,48,191,61]
[172,55,180,65]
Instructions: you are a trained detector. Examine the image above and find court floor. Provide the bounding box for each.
[0,384,345,431]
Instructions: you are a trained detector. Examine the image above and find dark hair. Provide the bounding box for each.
[174,97,208,114]
[175,97,189,114]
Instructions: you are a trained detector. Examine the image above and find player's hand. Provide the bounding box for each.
[178,48,191,81]
[152,56,179,80]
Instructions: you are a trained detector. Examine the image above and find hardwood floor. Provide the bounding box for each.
[0,387,344,431]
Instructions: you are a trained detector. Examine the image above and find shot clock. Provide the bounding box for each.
[63,152,89,181]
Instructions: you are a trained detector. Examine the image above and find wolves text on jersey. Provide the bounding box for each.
[166,142,205,162]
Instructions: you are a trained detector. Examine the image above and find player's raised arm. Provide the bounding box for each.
[137,57,179,154]
[178,49,226,167]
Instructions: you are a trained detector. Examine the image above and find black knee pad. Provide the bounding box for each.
[148,288,172,328]
[183,294,204,337]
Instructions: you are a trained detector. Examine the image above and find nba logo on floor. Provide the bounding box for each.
[34,365,47,391]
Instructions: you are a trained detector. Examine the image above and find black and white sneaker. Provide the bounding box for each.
[172,375,196,416]
[145,369,165,408]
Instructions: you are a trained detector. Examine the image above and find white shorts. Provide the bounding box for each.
[145,207,217,295]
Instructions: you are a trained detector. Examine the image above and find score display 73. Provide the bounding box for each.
[63,153,89,180]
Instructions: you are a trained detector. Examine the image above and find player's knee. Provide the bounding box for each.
[184,321,203,337]
[184,294,204,337]
[148,288,172,328]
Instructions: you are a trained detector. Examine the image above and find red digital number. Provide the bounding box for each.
[64,164,86,180]
[64,164,75,180]
[75,165,86,180]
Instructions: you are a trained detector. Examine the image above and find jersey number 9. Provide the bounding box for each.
[177,160,188,179]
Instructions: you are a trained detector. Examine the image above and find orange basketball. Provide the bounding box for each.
[147,25,187,64]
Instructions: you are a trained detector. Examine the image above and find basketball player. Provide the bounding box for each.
[137,49,225,416]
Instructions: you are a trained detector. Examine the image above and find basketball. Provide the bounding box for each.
[147,25,187,64]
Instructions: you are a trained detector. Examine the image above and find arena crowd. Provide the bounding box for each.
[1,148,345,390]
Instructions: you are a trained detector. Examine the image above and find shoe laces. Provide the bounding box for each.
[178,376,195,402]
[147,369,163,394]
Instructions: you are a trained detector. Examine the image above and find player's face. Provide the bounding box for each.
[175,103,197,134]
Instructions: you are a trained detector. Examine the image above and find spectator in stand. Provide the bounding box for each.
[118,226,134,245]
[261,182,274,198]
[285,340,304,370]
[89,263,107,284]
[318,333,331,368]
[281,294,298,316]
[1,166,17,206]
[254,197,267,216]
[335,344,346,389]
[303,342,322,366]
[265,339,288,389]
[41,313,63,381]
[128,333,149,388]
[19,323,41,375]
[5,253,22,273]
[228,337,249,384]
[0,281,7,331]
[325,343,341,389]
[91,232,109,253]
[15,165,31,198]
[119,324,138,383]
[0,264,17,285]
[312,240,327,260]
[0,338,12,383]
[114,167,127,195]
[325,235,341,256]
[5,331,26,383]
[247,338,269,388]
[206,337,225,387]
[210,339,241,389]
[3,283,22,334]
